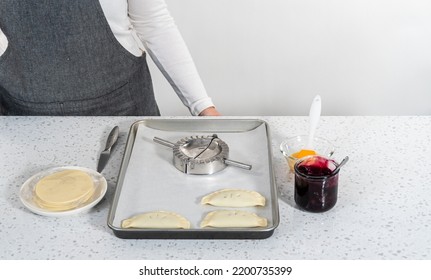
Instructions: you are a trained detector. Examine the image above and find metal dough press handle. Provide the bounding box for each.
[224,159,252,170]
[153,137,175,148]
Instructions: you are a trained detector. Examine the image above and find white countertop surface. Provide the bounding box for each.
[1,116,430,260]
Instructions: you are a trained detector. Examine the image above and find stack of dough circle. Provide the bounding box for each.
[33,169,95,211]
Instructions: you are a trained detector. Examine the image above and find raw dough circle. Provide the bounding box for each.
[34,169,94,210]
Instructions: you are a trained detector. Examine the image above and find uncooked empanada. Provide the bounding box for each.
[121,211,191,229]
[201,189,265,207]
[200,210,267,228]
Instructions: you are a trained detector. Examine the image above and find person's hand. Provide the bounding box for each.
[199,106,221,116]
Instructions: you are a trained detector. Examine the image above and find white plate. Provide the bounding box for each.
[19,166,107,217]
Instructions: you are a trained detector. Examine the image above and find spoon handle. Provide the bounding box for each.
[333,156,349,173]
[306,95,321,149]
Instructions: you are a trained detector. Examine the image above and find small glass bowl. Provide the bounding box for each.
[279,135,335,171]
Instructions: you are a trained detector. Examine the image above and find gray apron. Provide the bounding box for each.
[0,0,160,116]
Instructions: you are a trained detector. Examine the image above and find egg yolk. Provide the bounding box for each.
[291,149,317,159]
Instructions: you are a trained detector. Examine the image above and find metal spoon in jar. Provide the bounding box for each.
[333,156,349,173]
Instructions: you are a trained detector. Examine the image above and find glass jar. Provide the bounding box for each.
[294,155,339,212]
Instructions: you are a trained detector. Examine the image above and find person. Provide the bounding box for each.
[0,0,220,116]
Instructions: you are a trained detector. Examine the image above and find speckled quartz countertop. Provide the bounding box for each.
[1,116,430,260]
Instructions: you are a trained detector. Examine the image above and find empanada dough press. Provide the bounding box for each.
[153,134,252,175]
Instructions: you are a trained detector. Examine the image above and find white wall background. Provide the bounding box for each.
[149,0,431,116]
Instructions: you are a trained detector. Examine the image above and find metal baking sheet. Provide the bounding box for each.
[107,118,279,239]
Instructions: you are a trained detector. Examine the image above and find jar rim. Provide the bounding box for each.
[294,155,340,179]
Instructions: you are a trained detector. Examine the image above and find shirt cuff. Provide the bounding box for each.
[189,97,215,116]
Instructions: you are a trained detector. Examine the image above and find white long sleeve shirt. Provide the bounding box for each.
[0,0,213,115]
